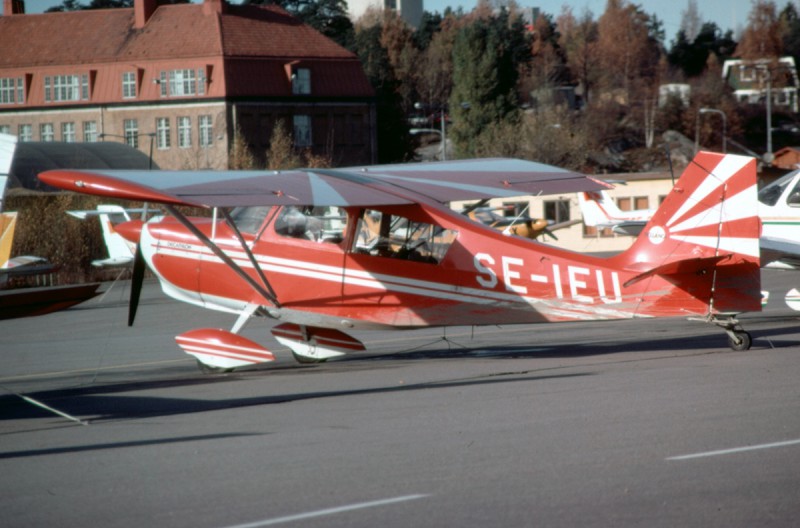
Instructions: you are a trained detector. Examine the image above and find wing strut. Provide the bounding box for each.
[164,205,281,308]
[219,208,280,305]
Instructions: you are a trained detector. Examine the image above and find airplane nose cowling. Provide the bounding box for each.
[115,219,145,244]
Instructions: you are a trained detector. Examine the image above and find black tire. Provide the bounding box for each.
[728,331,752,351]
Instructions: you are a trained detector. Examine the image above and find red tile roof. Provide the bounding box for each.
[0,2,358,68]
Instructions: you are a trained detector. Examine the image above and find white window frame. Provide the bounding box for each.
[178,116,191,148]
[83,121,97,142]
[123,119,139,148]
[0,77,23,104]
[169,69,196,97]
[61,122,76,142]
[18,124,32,142]
[45,74,89,103]
[198,115,212,147]
[156,117,171,149]
[122,71,136,99]
[40,123,54,142]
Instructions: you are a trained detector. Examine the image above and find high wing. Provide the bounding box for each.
[39,158,611,208]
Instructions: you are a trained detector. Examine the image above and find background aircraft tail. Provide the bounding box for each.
[611,151,761,314]
[67,205,136,267]
[577,189,624,227]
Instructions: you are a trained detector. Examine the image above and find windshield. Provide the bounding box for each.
[229,206,272,234]
[758,171,800,207]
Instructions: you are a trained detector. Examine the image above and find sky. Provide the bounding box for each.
[22,0,770,39]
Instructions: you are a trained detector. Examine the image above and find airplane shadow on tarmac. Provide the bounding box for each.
[2,320,798,434]
[0,370,589,431]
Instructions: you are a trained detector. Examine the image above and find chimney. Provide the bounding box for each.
[134,0,158,29]
[3,0,25,15]
[203,0,226,16]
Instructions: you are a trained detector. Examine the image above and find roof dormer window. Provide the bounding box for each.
[0,77,24,105]
[292,68,311,95]
[122,71,136,99]
[157,68,208,98]
[44,74,89,103]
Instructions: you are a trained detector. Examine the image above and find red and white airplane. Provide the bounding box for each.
[40,152,761,371]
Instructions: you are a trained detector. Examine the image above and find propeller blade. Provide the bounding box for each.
[128,243,145,326]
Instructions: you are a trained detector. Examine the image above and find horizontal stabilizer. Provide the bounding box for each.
[624,255,731,288]
[176,328,275,369]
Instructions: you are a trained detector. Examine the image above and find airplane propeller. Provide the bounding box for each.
[113,218,147,327]
[128,242,145,326]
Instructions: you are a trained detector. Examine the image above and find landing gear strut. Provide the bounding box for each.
[713,315,752,351]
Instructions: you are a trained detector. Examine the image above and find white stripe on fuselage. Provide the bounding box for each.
[148,240,643,321]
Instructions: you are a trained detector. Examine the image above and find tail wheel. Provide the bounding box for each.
[728,331,752,351]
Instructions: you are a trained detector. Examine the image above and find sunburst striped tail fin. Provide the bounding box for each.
[615,151,761,314]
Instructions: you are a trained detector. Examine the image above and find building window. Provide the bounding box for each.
[160,69,202,98]
[292,68,311,95]
[18,124,32,142]
[123,119,139,148]
[122,71,136,99]
[44,74,89,102]
[178,116,191,148]
[156,118,171,149]
[197,68,206,96]
[83,121,98,142]
[40,123,55,142]
[62,122,76,142]
[293,115,312,147]
[0,77,23,105]
[0,125,9,134]
[199,115,212,147]
[543,199,570,224]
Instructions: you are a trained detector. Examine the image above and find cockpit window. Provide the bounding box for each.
[758,171,800,207]
[274,206,347,243]
[352,209,456,264]
[229,206,271,234]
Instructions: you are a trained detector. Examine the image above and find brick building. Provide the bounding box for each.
[0,0,376,170]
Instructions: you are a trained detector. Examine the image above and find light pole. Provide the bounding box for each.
[414,102,447,161]
[698,108,727,153]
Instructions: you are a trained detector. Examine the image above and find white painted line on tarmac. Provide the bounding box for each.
[667,439,800,461]
[222,494,430,528]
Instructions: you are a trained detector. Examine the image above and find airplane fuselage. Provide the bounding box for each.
[140,198,758,331]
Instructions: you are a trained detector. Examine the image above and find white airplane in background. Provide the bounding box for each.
[757,169,800,269]
[67,205,152,267]
[577,189,655,236]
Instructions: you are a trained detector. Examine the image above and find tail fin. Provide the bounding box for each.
[95,205,135,266]
[614,151,761,314]
[67,205,136,266]
[577,190,625,227]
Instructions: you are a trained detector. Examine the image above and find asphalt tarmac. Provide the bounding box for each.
[1,269,799,527]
